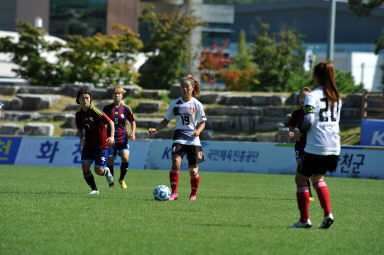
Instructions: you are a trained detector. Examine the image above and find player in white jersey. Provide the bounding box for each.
[148,74,207,201]
[291,62,341,229]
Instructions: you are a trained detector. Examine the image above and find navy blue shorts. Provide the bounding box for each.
[108,142,129,158]
[81,147,108,167]
[295,149,305,161]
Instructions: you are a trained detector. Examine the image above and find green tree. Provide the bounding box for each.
[138,6,202,89]
[232,30,252,69]
[60,24,142,87]
[0,20,64,86]
[250,22,304,91]
[348,0,384,17]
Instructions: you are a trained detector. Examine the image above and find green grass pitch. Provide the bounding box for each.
[0,165,383,255]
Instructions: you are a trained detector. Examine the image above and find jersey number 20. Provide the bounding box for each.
[319,98,338,122]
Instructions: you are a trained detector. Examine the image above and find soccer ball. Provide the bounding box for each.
[153,185,171,201]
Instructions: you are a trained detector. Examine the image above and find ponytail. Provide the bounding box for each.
[313,62,340,107]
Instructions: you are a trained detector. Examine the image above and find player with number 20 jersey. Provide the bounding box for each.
[304,87,342,155]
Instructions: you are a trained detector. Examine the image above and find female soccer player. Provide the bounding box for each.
[103,86,136,189]
[148,74,207,201]
[288,87,314,201]
[75,87,115,194]
[291,62,341,229]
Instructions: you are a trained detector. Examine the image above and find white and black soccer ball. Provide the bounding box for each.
[153,185,171,201]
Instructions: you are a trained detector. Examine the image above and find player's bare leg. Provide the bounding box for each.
[95,166,113,187]
[169,155,181,200]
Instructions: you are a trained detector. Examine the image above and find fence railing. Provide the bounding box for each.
[361,89,384,119]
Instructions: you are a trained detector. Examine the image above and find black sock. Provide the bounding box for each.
[83,171,97,191]
[107,165,114,177]
[120,162,129,180]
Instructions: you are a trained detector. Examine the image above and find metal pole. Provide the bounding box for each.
[327,0,336,61]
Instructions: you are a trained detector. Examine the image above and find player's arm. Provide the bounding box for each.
[107,120,115,145]
[77,129,85,147]
[148,119,170,134]
[301,105,315,132]
[193,121,205,137]
[129,120,136,141]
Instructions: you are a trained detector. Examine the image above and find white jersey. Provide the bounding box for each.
[165,97,207,146]
[304,86,342,155]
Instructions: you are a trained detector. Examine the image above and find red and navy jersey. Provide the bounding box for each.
[288,106,307,151]
[103,103,135,144]
[75,105,112,149]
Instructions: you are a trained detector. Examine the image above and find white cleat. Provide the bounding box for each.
[319,213,335,229]
[290,219,312,228]
[89,190,99,195]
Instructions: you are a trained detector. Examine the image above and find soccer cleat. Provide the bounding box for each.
[104,167,114,185]
[290,219,312,228]
[118,180,127,189]
[169,193,178,200]
[109,182,114,188]
[89,190,99,195]
[189,195,197,201]
[319,213,334,229]
[309,197,315,202]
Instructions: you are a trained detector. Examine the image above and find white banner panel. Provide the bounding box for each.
[146,140,384,179]
[14,137,150,169]
[146,140,297,173]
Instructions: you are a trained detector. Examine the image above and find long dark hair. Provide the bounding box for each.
[180,74,200,97]
[313,62,340,107]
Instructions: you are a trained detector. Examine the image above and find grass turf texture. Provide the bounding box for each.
[0,165,383,255]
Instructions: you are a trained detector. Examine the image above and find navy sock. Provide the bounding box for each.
[83,171,97,191]
[120,162,129,180]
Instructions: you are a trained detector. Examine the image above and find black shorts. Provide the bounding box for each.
[171,143,205,166]
[298,153,339,177]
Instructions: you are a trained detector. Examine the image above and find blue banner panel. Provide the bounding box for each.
[0,137,22,164]
[361,119,384,146]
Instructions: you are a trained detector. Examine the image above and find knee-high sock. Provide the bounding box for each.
[107,165,114,177]
[190,172,200,196]
[169,168,179,194]
[314,180,332,217]
[296,185,310,223]
[120,162,129,180]
[83,171,97,191]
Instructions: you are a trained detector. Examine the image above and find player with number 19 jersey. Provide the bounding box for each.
[165,97,207,146]
[304,86,342,155]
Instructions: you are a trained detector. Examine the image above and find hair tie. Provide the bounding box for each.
[180,78,195,87]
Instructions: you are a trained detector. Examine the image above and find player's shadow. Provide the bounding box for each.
[0,191,83,195]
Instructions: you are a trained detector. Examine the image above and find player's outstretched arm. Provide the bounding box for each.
[148,119,170,134]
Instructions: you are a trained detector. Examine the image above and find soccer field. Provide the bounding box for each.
[0,165,383,255]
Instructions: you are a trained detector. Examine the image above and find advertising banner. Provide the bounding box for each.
[13,137,150,169]
[361,119,384,146]
[0,136,22,165]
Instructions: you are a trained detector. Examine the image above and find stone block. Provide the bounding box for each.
[135,101,161,113]
[16,94,60,110]
[0,124,23,135]
[24,123,54,136]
